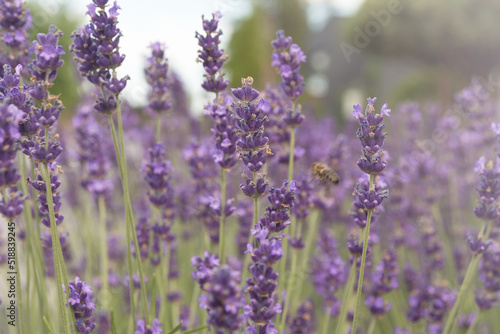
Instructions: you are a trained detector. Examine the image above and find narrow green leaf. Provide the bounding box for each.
[110,309,118,334]
[180,325,208,334]
[42,316,54,334]
[167,322,183,334]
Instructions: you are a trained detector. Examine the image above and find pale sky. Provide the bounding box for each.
[36,0,364,113]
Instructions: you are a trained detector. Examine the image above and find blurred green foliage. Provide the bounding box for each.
[345,0,500,102]
[226,0,309,90]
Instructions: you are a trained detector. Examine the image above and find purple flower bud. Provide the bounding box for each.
[66,277,96,333]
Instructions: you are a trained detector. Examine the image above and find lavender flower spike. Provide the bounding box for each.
[70,0,129,114]
[245,181,296,332]
[145,42,172,115]
[66,276,96,333]
[350,98,391,334]
[231,77,272,197]
[192,252,244,333]
[0,0,33,77]
[196,11,229,94]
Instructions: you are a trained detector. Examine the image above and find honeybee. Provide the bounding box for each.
[311,162,340,185]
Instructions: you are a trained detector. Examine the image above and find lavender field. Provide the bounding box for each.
[0,0,500,333]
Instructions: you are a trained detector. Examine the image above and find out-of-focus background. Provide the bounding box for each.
[29,0,500,124]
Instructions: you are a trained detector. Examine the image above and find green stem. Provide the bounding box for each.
[115,99,151,323]
[19,152,52,329]
[42,163,71,334]
[156,113,162,143]
[219,169,227,264]
[442,253,483,334]
[442,219,489,334]
[320,311,331,334]
[98,196,110,305]
[296,210,320,300]
[280,218,299,331]
[287,121,296,183]
[243,172,259,281]
[83,191,94,284]
[366,318,376,334]
[335,259,357,334]
[351,214,372,334]
[107,114,136,320]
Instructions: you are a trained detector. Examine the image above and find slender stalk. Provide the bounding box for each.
[287,124,296,184]
[114,99,151,323]
[156,113,162,143]
[351,214,372,333]
[41,163,71,334]
[442,220,489,334]
[335,258,357,334]
[320,311,331,334]
[442,253,483,334]
[279,217,298,331]
[351,173,375,334]
[242,172,259,281]
[218,169,227,264]
[18,152,52,329]
[98,196,110,305]
[366,318,376,334]
[107,114,136,321]
[296,210,320,300]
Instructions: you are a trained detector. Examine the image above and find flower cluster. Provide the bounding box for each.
[271,30,306,102]
[183,140,218,192]
[0,0,32,77]
[66,276,96,333]
[287,299,315,334]
[21,26,65,165]
[30,25,64,85]
[271,30,306,127]
[475,242,500,310]
[198,195,235,244]
[231,77,271,197]
[365,249,399,316]
[473,157,500,220]
[352,98,390,176]
[245,180,296,331]
[145,42,171,114]
[310,228,347,316]
[205,95,239,170]
[352,98,390,209]
[142,143,176,219]
[28,166,64,228]
[407,283,455,333]
[195,11,229,94]
[192,252,244,333]
[259,180,296,235]
[73,103,113,199]
[0,91,24,220]
[70,0,129,114]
